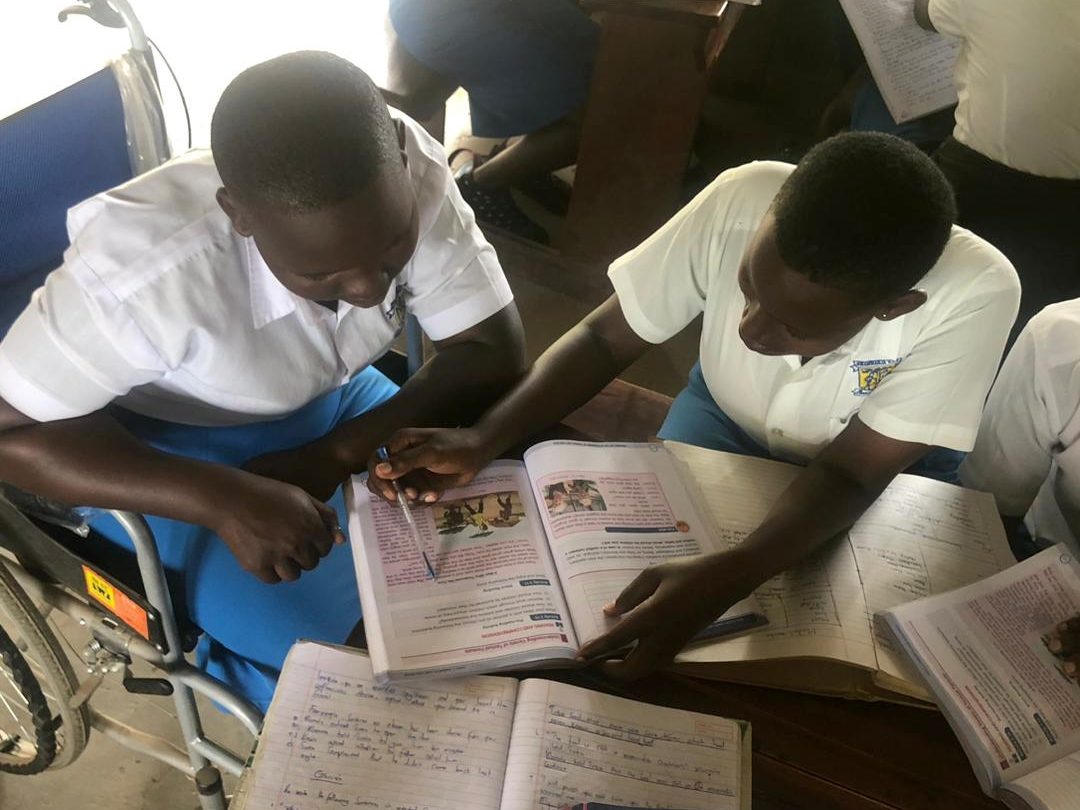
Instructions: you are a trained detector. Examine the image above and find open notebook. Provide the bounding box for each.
[838,0,959,123]
[231,641,751,810]
[667,442,1018,705]
[883,546,1080,810]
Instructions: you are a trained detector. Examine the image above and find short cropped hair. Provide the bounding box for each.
[772,132,956,299]
[211,51,401,213]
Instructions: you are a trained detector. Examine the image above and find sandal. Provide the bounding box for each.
[452,151,549,244]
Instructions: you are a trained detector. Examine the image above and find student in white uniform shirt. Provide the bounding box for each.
[962,301,1080,559]
[370,132,1021,679]
[915,0,1080,344]
[0,52,525,709]
[961,301,1080,678]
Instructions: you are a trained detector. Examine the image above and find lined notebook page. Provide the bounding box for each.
[838,0,959,123]
[499,679,745,810]
[233,642,518,810]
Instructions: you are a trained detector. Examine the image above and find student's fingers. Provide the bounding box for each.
[577,612,652,662]
[273,559,302,583]
[312,501,343,553]
[1059,616,1080,635]
[603,568,662,617]
[1063,655,1078,679]
[1049,633,1078,656]
[598,634,685,681]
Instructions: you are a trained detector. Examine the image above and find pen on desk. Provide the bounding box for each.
[376,445,437,580]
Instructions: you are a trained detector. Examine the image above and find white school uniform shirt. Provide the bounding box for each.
[608,161,1020,463]
[961,301,1080,556]
[0,112,513,427]
[928,0,1080,179]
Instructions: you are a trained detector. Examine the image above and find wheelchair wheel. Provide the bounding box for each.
[0,623,57,774]
[0,561,89,770]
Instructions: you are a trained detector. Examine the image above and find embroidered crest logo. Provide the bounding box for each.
[851,357,901,396]
[383,283,408,337]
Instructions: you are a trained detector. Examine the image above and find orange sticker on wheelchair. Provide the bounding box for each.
[83,566,115,610]
[82,566,150,639]
[113,590,150,640]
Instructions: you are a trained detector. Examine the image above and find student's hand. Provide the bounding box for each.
[242,442,347,502]
[576,551,755,680]
[366,427,494,503]
[1049,616,1080,679]
[211,473,345,584]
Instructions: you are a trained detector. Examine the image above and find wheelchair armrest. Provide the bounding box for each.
[0,490,198,654]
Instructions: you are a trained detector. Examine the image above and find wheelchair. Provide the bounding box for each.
[0,2,260,807]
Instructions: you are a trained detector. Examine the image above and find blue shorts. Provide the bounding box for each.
[89,367,399,711]
[389,0,599,138]
[657,362,964,484]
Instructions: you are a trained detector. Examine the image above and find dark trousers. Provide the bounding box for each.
[934,137,1080,348]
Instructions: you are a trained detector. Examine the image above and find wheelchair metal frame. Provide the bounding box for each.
[0,500,262,809]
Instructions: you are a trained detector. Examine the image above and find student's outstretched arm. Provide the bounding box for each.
[367,295,653,502]
[0,398,343,584]
[578,416,931,679]
[244,301,528,500]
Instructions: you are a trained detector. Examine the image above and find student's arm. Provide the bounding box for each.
[0,398,342,584]
[244,302,531,500]
[366,295,653,501]
[576,416,931,679]
[914,0,936,31]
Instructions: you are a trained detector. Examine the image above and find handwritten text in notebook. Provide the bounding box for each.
[240,644,518,810]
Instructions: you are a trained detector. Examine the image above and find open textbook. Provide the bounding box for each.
[232,641,751,810]
[666,443,1018,704]
[838,0,959,123]
[883,546,1080,810]
[346,441,765,683]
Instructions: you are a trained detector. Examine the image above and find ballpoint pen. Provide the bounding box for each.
[376,445,437,580]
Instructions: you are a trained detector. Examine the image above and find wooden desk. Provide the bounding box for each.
[559,0,746,262]
[348,378,1003,809]
[562,380,1003,809]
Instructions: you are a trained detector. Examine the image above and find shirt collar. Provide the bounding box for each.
[244,238,298,329]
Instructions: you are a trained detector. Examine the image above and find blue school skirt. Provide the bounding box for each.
[389,0,600,138]
[89,367,399,711]
[657,362,963,484]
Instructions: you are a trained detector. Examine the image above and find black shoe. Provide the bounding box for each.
[455,166,549,245]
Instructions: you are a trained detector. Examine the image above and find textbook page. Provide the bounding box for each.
[849,474,1016,690]
[348,461,577,682]
[838,0,959,123]
[665,444,881,672]
[233,642,518,810]
[500,678,748,810]
[1001,751,1080,810]
[884,546,1080,795]
[522,441,751,645]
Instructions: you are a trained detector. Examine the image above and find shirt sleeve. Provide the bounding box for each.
[927,0,967,38]
[857,255,1020,452]
[399,131,513,343]
[961,308,1080,517]
[608,165,773,344]
[0,259,166,422]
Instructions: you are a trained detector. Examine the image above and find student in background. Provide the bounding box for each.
[385,0,599,243]
[961,301,1080,560]
[370,133,1020,679]
[915,0,1080,344]
[0,52,525,709]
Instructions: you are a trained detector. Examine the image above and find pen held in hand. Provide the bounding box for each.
[377,445,438,580]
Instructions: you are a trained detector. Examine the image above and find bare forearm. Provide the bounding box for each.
[474,321,638,459]
[0,411,235,526]
[329,338,527,468]
[732,460,888,584]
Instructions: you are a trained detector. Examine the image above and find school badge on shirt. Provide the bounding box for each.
[383,282,409,337]
[851,357,901,395]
